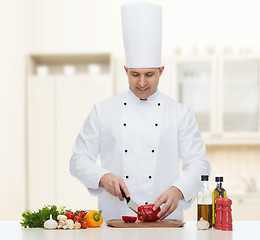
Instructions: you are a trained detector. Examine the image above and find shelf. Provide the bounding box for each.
[27,53,112,76]
[203,137,260,146]
[28,73,112,79]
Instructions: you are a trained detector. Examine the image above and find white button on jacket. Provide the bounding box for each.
[70,89,210,221]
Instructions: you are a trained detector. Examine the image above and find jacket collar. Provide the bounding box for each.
[127,88,160,102]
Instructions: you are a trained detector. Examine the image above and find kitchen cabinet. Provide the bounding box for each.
[174,57,216,135]
[26,53,113,211]
[173,55,260,145]
[229,193,260,221]
[55,75,111,208]
[220,57,259,134]
[27,75,56,209]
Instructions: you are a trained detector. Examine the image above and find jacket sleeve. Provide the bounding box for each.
[173,104,210,209]
[70,104,109,196]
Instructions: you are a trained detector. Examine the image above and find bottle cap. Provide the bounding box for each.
[215,177,223,182]
[201,175,209,181]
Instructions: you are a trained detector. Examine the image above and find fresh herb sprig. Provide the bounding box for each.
[20,205,67,228]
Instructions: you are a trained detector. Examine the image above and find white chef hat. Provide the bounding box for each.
[121,2,162,68]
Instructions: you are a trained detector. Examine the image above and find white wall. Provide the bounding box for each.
[30,0,124,54]
[0,0,31,220]
[30,0,260,55]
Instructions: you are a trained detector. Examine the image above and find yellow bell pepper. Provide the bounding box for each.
[84,210,103,227]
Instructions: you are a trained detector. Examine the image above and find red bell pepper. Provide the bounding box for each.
[122,216,137,223]
[137,204,160,222]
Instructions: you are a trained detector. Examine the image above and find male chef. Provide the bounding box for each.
[70,2,210,221]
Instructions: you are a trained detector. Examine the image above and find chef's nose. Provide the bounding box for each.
[139,75,147,87]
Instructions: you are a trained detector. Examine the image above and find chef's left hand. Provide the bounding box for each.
[153,186,184,220]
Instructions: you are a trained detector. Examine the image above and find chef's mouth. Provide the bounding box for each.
[137,87,149,93]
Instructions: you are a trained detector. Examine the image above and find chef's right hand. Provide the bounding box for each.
[99,172,130,201]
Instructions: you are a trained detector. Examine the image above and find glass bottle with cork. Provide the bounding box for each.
[197,175,212,228]
[212,176,226,227]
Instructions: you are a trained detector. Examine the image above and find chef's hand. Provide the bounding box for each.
[153,186,184,220]
[99,173,130,201]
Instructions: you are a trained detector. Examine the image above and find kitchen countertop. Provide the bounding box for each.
[1,221,260,240]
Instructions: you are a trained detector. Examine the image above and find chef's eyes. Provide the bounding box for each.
[146,73,154,77]
[131,73,139,77]
[131,73,154,77]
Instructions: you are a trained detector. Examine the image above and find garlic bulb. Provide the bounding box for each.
[196,217,210,230]
[44,214,58,229]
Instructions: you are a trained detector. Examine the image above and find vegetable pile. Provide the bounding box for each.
[20,205,103,229]
[20,205,66,228]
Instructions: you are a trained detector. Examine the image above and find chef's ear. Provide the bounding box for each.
[159,66,164,77]
[124,65,128,75]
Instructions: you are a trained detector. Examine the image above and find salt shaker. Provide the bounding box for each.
[215,198,223,230]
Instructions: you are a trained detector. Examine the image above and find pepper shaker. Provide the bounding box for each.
[222,198,233,231]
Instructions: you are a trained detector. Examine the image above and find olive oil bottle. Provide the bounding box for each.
[197,175,212,228]
[212,177,226,227]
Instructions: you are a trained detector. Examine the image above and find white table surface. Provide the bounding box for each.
[1,221,260,240]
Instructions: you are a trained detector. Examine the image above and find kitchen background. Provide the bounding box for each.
[1,0,260,221]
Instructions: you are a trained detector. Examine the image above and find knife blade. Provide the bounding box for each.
[120,188,139,214]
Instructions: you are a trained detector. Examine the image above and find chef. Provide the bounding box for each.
[70,2,210,221]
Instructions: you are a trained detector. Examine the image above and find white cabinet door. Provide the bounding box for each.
[174,57,216,134]
[55,75,112,210]
[220,58,259,134]
[27,76,56,210]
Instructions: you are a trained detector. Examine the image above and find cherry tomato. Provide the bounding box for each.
[78,211,87,218]
[81,221,88,229]
[122,216,137,223]
[74,210,80,216]
[74,215,82,223]
[65,212,74,220]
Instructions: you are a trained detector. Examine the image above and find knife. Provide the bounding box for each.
[120,188,139,214]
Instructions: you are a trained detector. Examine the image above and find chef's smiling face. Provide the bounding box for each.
[124,66,164,100]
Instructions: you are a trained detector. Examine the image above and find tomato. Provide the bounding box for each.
[65,212,74,220]
[81,221,88,229]
[74,210,80,216]
[74,210,88,217]
[122,216,137,223]
[74,215,82,223]
[78,211,87,218]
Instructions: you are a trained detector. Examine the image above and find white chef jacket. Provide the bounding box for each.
[70,89,210,221]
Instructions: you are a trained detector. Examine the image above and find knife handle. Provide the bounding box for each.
[120,188,130,203]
